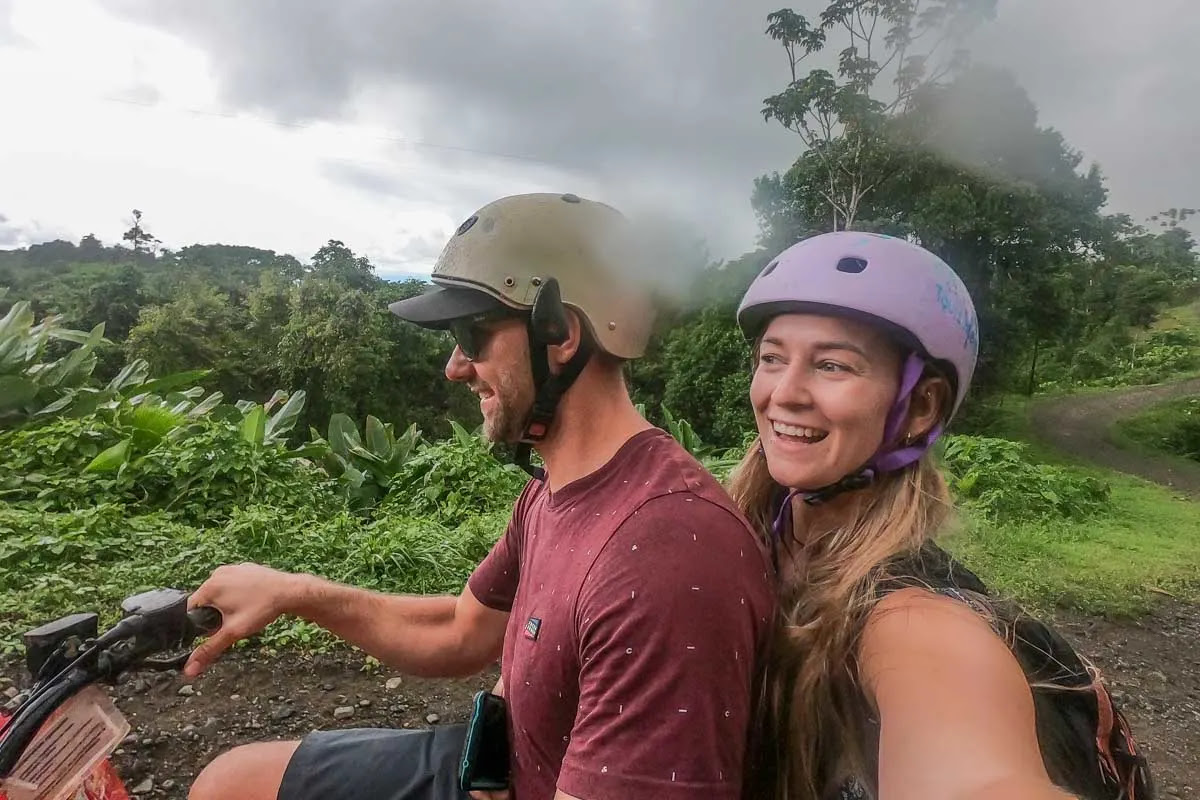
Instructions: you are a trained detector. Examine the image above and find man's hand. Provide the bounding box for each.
[184,563,305,677]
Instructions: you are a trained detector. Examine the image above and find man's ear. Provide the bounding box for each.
[905,375,951,441]
[546,309,585,370]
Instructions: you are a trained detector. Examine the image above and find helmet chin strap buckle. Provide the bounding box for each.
[800,468,876,506]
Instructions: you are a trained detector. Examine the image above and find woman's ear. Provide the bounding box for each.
[905,375,951,441]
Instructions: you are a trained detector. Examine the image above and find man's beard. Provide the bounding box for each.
[480,368,533,444]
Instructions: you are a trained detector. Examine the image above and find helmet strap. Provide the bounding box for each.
[869,352,936,473]
[511,279,593,479]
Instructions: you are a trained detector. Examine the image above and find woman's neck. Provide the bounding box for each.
[789,491,862,544]
[778,491,865,579]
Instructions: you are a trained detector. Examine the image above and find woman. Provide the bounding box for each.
[728,232,1153,800]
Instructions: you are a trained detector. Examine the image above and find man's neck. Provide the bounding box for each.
[532,370,654,492]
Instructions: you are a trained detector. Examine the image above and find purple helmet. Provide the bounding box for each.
[737,231,979,420]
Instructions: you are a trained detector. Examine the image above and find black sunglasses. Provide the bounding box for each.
[449,311,522,361]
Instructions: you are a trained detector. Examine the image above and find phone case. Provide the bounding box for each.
[457,691,510,791]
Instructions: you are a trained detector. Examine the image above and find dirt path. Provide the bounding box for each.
[1026,377,1200,796]
[1030,377,1200,497]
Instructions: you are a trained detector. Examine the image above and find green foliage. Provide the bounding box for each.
[938,435,1111,522]
[125,281,264,401]
[311,413,422,509]
[1115,396,1200,462]
[3,232,474,447]
[0,502,508,655]
[0,325,524,654]
[0,291,106,426]
[0,413,335,524]
[659,307,754,448]
[261,274,471,439]
[941,477,1200,617]
[1037,329,1200,392]
[382,421,528,527]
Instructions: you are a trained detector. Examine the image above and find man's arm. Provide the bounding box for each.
[185,483,530,679]
[183,562,509,678]
[288,571,508,677]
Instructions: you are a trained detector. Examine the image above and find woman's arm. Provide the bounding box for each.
[859,588,1077,800]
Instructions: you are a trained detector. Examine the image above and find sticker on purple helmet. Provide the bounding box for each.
[936,282,979,353]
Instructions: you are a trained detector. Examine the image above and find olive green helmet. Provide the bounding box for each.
[389,192,656,359]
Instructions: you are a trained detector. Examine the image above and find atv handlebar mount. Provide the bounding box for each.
[0,587,222,779]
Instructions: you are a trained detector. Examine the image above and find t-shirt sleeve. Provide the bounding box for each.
[556,493,774,800]
[466,480,536,612]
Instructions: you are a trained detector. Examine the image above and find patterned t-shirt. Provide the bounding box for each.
[468,428,776,800]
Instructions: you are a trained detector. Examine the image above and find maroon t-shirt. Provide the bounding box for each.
[468,428,776,800]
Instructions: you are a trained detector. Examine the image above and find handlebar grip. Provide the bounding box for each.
[187,606,222,636]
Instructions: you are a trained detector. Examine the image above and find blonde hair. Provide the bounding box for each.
[729,439,954,800]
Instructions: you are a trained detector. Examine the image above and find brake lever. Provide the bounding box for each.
[111,603,224,674]
[135,652,192,671]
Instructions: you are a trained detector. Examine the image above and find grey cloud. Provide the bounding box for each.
[322,161,413,201]
[320,152,574,211]
[0,214,74,248]
[0,214,19,247]
[102,0,1199,259]
[373,231,450,278]
[372,231,447,278]
[99,0,811,259]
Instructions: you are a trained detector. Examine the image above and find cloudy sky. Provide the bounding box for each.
[1,0,1196,279]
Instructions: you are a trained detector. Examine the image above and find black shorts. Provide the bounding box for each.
[278,724,471,800]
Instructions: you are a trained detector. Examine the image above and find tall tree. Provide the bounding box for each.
[124,281,262,400]
[758,0,997,234]
[270,277,472,437]
[752,57,1134,399]
[122,209,161,260]
[308,240,378,290]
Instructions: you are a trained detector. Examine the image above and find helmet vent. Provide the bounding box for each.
[455,215,478,236]
[760,260,779,277]
[836,256,868,273]
[560,193,582,204]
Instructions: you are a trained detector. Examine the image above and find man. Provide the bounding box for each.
[184,193,776,800]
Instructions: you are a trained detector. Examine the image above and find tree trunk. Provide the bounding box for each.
[1026,337,1040,396]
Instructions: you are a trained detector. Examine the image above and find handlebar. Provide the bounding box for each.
[0,588,222,778]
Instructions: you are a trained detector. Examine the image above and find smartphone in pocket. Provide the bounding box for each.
[458,690,510,792]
